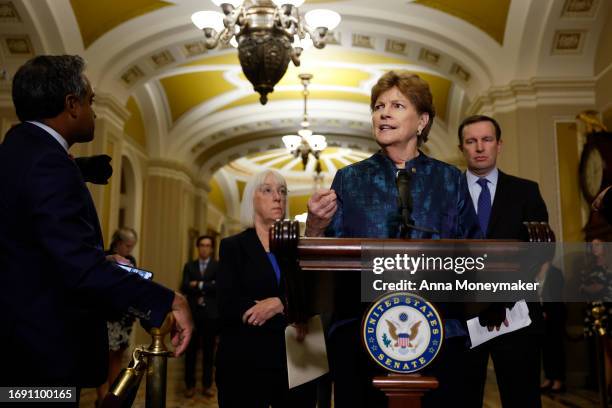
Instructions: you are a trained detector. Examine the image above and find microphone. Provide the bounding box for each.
[396,169,439,237]
[396,169,413,237]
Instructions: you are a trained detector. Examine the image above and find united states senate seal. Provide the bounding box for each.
[362,292,443,373]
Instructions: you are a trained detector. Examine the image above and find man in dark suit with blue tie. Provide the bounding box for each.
[458,115,548,407]
[180,235,219,398]
[0,55,193,393]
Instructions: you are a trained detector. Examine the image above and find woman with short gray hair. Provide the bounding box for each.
[216,170,315,407]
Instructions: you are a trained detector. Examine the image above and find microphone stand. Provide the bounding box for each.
[396,169,439,238]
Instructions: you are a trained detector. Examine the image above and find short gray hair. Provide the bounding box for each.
[240,170,289,228]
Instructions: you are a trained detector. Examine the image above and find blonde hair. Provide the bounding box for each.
[109,227,137,251]
[239,170,289,228]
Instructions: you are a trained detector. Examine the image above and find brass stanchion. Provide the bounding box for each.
[100,313,174,408]
[143,314,174,408]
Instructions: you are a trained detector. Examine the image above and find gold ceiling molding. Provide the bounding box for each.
[0,2,20,22]
[562,0,599,17]
[160,61,451,123]
[182,52,240,67]
[218,90,370,113]
[150,50,175,69]
[2,35,33,55]
[414,0,510,45]
[182,47,417,69]
[121,65,145,86]
[552,30,586,55]
[69,0,173,48]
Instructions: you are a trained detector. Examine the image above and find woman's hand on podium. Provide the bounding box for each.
[242,297,284,326]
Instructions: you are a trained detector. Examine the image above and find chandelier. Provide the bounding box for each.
[191,0,341,105]
[282,73,326,175]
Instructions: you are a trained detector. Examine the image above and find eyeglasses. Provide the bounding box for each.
[258,185,288,197]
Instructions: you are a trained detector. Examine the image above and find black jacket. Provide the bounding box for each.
[0,123,173,387]
[478,170,548,239]
[180,258,219,319]
[216,228,288,370]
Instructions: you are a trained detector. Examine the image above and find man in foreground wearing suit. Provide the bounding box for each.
[458,115,548,407]
[181,235,219,398]
[0,55,193,397]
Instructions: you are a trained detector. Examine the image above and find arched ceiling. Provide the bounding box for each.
[210,146,377,221]
[2,0,610,219]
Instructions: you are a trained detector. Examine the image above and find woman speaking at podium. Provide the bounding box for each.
[306,70,480,408]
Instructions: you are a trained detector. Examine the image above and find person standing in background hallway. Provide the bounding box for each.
[96,227,140,404]
[181,235,220,398]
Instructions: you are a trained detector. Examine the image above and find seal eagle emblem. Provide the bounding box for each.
[362,292,443,373]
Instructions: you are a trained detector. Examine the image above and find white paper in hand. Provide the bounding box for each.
[285,315,329,389]
[467,299,532,349]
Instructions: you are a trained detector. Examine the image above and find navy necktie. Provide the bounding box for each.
[477,178,491,235]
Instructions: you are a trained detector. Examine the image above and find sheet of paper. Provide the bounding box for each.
[285,315,329,389]
[467,299,532,349]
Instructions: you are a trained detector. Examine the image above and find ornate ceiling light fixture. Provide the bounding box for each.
[282,73,326,175]
[191,0,341,104]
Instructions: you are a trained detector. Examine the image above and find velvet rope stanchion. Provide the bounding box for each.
[100,313,175,408]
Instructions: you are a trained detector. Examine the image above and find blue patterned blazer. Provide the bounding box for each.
[324,151,481,329]
[326,151,480,240]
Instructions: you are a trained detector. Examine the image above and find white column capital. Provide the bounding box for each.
[468,78,596,116]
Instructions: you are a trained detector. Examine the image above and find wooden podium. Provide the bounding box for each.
[270,220,554,407]
[373,374,438,408]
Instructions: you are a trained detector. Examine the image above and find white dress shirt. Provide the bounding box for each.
[466,167,499,214]
[27,121,69,152]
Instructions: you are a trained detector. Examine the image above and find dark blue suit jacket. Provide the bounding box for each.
[0,123,174,387]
